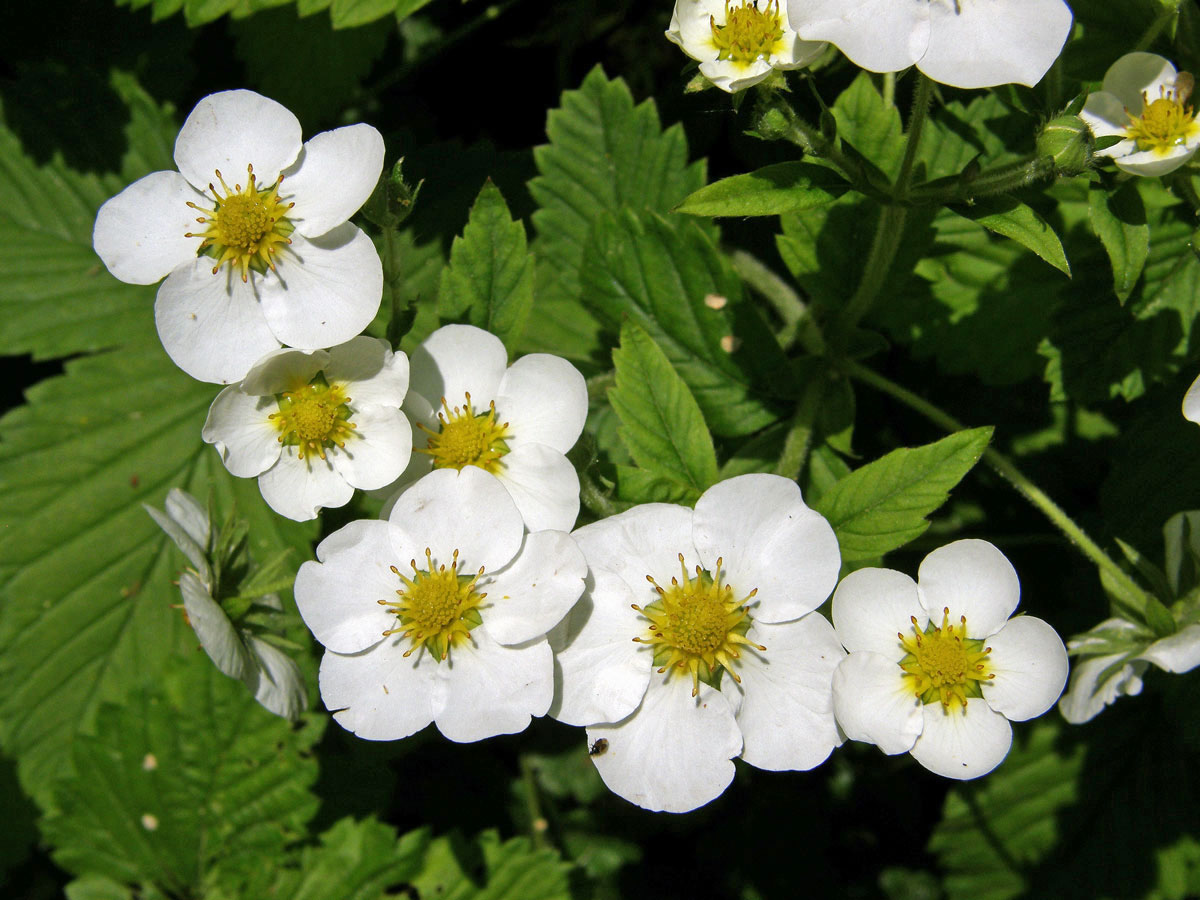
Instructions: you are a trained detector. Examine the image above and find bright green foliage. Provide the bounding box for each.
[609,321,718,504]
[0,342,315,806]
[952,198,1071,276]
[411,830,572,900]
[581,209,787,437]
[832,73,904,180]
[438,180,535,353]
[812,427,992,561]
[115,0,435,27]
[1088,180,1150,303]
[675,162,848,217]
[42,657,323,896]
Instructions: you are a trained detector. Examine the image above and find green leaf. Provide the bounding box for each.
[831,72,904,180]
[411,831,571,900]
[1088,179,1150,303]
[952,198,1071,276]
[581,209,787,437]
[0,341,316,806]
[609,321,717,504]
[42,657,323,895]
[438,180,534,352]
[0,75,175,360]
[529,66,707,310]
[812,427,992,561]
[674,162,848,217]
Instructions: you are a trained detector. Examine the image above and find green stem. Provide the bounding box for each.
[840,358,1152,615]
[834,203,908,341]
[774,376,827,480]
[895,73,934,202]
[882,71,896,108]
[907,156,1057,206]
[518,755,549,850]
[728,249,823,353]
[1133,1,1179,51]
[579,467,619,520]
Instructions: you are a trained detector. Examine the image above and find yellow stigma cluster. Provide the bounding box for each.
[417,393,510,473]
[633,553,764,697]
[269,376,356,460]
[710,0,785,66]
[185,164,295,282]
[1125,75,1199,155]
[898,608,994,711]
[380,548,486,662]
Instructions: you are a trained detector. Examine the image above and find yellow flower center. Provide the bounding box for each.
[417,392,510,474]
[710,0,786,66]
[898,608,994,711]
[268,375,356,461]
[633,553,764,697]
[380,548,486,662]
[185,164,295,283]
[1125,76,1200,155]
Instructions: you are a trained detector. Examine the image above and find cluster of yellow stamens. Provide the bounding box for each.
[897,608,993,711]
[417,393,510,473]
[1125,73,1199,155]
[184,163,295,282]
[710,0,785,66]
[379,548,487,662]
[268,375,356,461]
[633,554,764,697]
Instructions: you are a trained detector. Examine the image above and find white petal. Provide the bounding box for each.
[1057,652,1146,724]
[93,170,204,284]
[693,474,840,623]
[831,567,924,656]
[548,567,652,727]
[180,572,253,681]
[258,449,354,521]
[326,337,409,408]
[174,90,302,190]
[917,539,1020,638]
[1113,145,1199,178]
[154,259,281,384]
[431,629,553,742]
[1080,91,1137,158]
[388,467,524,574]
[202,387,282,478]
[831,651,923,755]
[920,0,1072,89]
[1140,624,1200,673]
[981,615,1069,721]
[483,530,587,646]
[791,0,928,74]
[1102,52,1178,110]
[909,697,1012,780]
[1184,373,1200,425]
[496,354,587,454]
[699,59,775,94]
[587,678,741,813]
[319,640,438,741]
[328,406,413,491]
[258,224,383,350]
[409,324,508,409]
[726,614,845,771]
[572,503,695,597]
[245,635,308,720]
[147,492,209,579]
[295,519,402,654]
[495,443,580,533]
[239,346,329,396]
[164,488,209,547]
[283,124,386,237]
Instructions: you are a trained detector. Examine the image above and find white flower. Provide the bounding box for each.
[830,539,1068,779]
[202,336,411,522]
[1185,372,1200,424]
[788,0,1072,89]
[294,466,587,743]
[1081,52,1200,177]
[146,489,307,720]
[1058,617,1200,723]
[93,90,385,384]
[388,324,587,533]
[549,474,844,813]
[666,0,827,93]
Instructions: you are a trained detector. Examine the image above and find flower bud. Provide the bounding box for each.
[1037,115,1095,176]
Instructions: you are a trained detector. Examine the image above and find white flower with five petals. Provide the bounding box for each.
[387,324,587,533]
[666,0,827,93]
[550,474,844,813]
[202,336,411,522]
[294,467,587,743]
[788,0,1072,89]
[93,89,385,384]
[830,539,1068,779]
